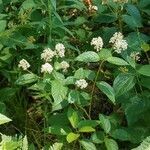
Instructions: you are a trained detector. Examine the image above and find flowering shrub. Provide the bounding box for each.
[0,0,150,150]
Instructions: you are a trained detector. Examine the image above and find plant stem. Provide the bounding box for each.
[74,103,91,120]
[88,60,105,118]
[48,0,52,44]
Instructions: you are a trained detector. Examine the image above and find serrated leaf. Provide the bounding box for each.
[16,74,38,85]
[91,131,105,144]
[113,74,135,96]
[80,140,97,150]
[51,80,68,104]
[66,132,80,143]
[79,126,95,133]
[107,57,129,66]
[76,51,100,63]
[137,65,150,77]
[67,107,79,128]
[0,113,12,125]
[99,114,111,134]
[98,49,112,60]
[105,138,118,150]
[97,81,115,104]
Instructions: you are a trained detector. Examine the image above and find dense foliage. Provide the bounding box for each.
[0,0,150,149]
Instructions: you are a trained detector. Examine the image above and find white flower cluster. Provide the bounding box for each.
[41,48,55,62]
[91,36,103,52]
[89,5,98,11]
[60,61,70,72]
[41,63,53,74]
[75,79,88,89]
[40,43,68,74]
[109,32,128,53]
[55,43,65,58]
[18,59,30,70]
[130,52,140,61]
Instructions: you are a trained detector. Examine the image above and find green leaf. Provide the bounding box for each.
[97,81,115,104]
[78,120,99,128]
[105,138,118,150]
[66,132,80,143]
[0,113,12,125]
[113,74,135,96]
[99,114,111,134]
[137,65,150,77]
[141,43,150,52]
[49,142,63,150]
[76,51,100,63]
[0,20,6,32]
[91,131,105,144]
[98,49,112,60]
[80,140,97,150]
[48,126,71,135]
[107,57,129,66]
[15,74,38,85]
[51,80,68,104]
[74,68,85,79]
[22,136,28,150]
[67,107,79,128]
[79,126,95,133]
[132,136,150,150]
[122,15,142,28]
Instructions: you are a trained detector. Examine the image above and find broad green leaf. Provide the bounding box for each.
[99,114,111,134]
[52,99,68,112]
[79,126,95,133]
[141,43,150,52]
[97,81,115,104]
[67,107,79,128]
[137,65,150,77]
[132,136,150,150]
[48,126,71,135]
[107,57,129,66]
[122,15,142,28]
[22,136,28,150]
[74,68,85,79]
[49,142,63,150]
[105,138,119,150]
[0,113,12,125]
[16,74,38,85]
[0,20,6,32]
[98,49,112,60]
[113,74,135,96]
[80,140,97,150]
[78,120,99,128]
[66,132,80,143]
[91,131,105,144]
[76,51,100,63]
[51,80,68,104]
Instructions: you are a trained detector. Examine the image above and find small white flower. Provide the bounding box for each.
[75,79,88,89]
[113,39,128,53]
[109,32,128,53]
[60,61,70,72]
[91,36,103,51]
[130,52,140,61]
[18,59,30,70]
[41,63,53,74]
[41,48,55,62]
[55,43,65,58]
[109,32,124,44]
[89,5,98,11]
